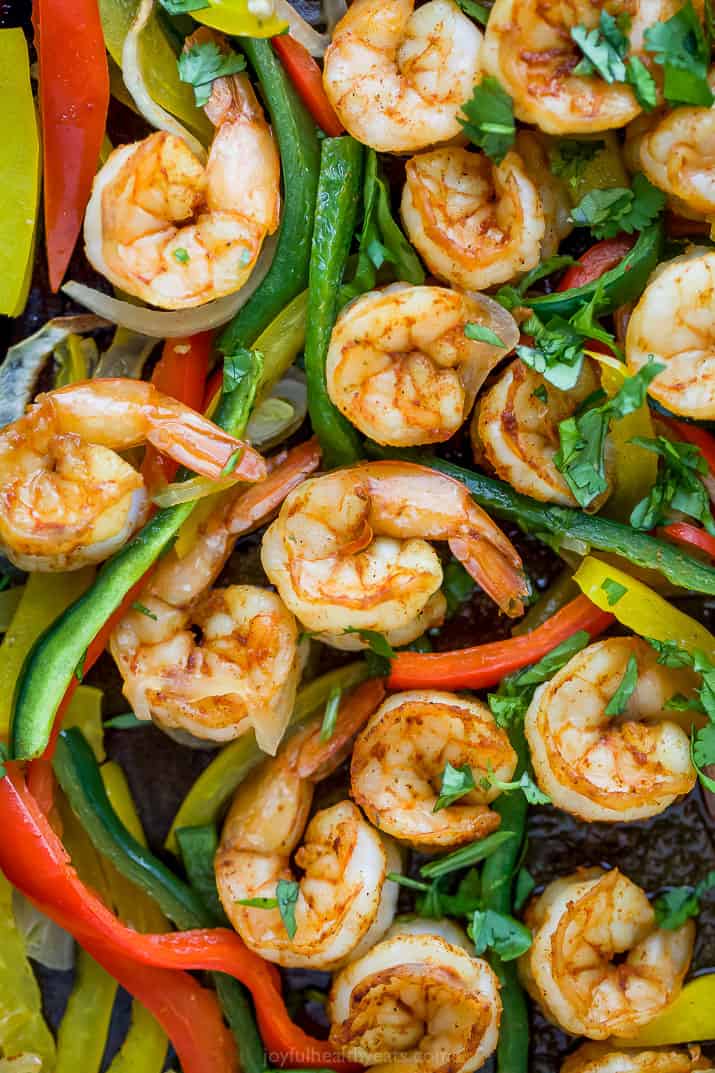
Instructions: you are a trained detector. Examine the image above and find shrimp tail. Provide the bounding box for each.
[147,416,266,482]
[449,525,529,618]
[227,437,322,537]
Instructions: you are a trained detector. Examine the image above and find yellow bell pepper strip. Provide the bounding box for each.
[615,974,715,1046]
[597,361,659,522]
[0,569,95,737]
[165,661,369,852]
[0,869,56,1069]
[105,1002,168,1073]
[62,687,105,764]
[193,0,287,37]
[0,587,23,633]
[55,949,118,1073]
[0,29,40,317]
[573,556,715,657]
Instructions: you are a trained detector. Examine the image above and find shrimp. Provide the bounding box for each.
[626,249,715,419]
[110,440,320,752]
[260,461,529,653]
[525,637,697,823]
[482,0,674,135]
[472,358,613,508]
[329,917,502,1072]
[85,36,280,309]
[325,285,519,447]
[351,690,517,848]
[562,1043,713,1073]
[0,378,264,573]
[401,139,571,291]
[215,679,402,968]
[519,868,695,1039]
[322,0,483,152]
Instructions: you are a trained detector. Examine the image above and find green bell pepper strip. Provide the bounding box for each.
[176,825,228,925]
[304,136,365,469]
[219,39,320,354]
[56,949,118,1073]
[165,661,369,853]
[10,363,260,761]
[525,221,662,319]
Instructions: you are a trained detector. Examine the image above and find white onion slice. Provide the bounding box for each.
[274,0,330,54]
[247,369,307,449]
[63,233,277,337]
[122,0,207,161]
[95,327,158,379]
[323,0,347,31]
[152,472,242,508]
[12,891,75,971]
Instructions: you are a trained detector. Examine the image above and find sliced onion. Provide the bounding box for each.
[151,472,243,508]
[0,315,108,429]
[12,891,75,970]
[247,369,307,449]
[323,0,347,31]
[122,0,207,160]
[0,1058,43,1073]
[63,232,277,337]
[274,0,330,54]
[95,327,158,378]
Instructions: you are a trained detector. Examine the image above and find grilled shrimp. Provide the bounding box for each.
[626,249,715,419]
[325,285,518,446]
[520,868,695,1039]
[322,0,483,152]
[215,680,401,968]
[261,461,529,652]
[85,35,280,309]
[401,137,571,291]
[329,917,502,1073]
[0,378,264,573]
[525,637,697,823]
[351,690,517,848]
[562,1043,713,1073]
[482,0,672,134]
[110,440,320,752]
[473,358,611,507]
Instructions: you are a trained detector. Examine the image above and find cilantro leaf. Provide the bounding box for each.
[645,638,694,668]
[654,872,715,929]
[236,896,280,909]
[604,654,639,716]
[344,628,395,676]
[434,762,477,812]
[319,686,342,743]
[132,601,158,621]
[532,385,548,404]
[442,559,477,616]
[420,831,516,879]
[571,11,629,82]
[626,55,658,109]
[276,879,299,940]
[159,0,208,11]
[456,0,490,22]
[178,41,247,108]
[517,314,585,391]
[644,0,714,106]
[600,578,627,606]
[483,767,551,805]
[693,722,715,790]
[516,255,579,295]
[548,140,606,190]
[629,436,715,535]
[571,174,666,239]
[459,77,516,163]
[470,909,532,961]
[465,323,506,347]
[488,630,590,727]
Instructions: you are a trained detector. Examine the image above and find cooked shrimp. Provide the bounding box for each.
[351,690,517,848]
[520,868,695,1039]
[525,637,697,823]
[215,680,401,968]
[85,38,280,309]
[482,0,673,134]
[626,249,715,419]
[110,440,320,751]
[326,285,518,446]
[0,378,264,573]
[562,1043,713,1073]
[261,461,529,653]
[472,358,612,508]
[322,0,483,152]
[329,918,502,1072]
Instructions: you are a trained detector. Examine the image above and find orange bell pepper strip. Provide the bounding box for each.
[272,35,344,136]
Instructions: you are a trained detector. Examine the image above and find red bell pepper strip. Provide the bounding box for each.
[557,236,636,291]
[35,0,109,291]
[388,594,613,690]
[660,521,715,561]
[271,35,344,136]
[0,767,356,1072]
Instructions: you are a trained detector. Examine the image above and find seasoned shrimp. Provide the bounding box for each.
[520,868,695,1039]
[482,0,672,134]
[322,0,483,152]
[562,1043,713,1073]
[0,378,264,573]
[626,249,715,419]
[215,680,402,968]
[326,285,518,446]
[351,690,517,848]
[110,440,320,751]
[472,358,612,508]
[261,461,529,652]
[525,637,697,822]
[85,37,280,309]
[329,918,502,1072]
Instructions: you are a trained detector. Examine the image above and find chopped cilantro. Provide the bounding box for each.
[532,384,548,404]
[630,435,715,535]
[455,0,490,23]
[433,762,477,812]
[459,77,516,163]
[276,879,299,940]
[132,601,158,621]
[571,10,629,82]
[604,654,639,716]
[514,867,536,913]
[223,348,255,393]
[178,41,247,108]
[236,896,279,909]
[548,140,606,189]
[645,637,694,668]
[481,767,551,805]
[319,686,342,743]
[654,871,715,929]
[571,173,666,239]
[488,630,590,727]
[173,248,190,264]
[465,323,506,347]
[626,55,658,109]
[442,559,477,616]
[644,0,714,106]
[517,314,585,391]
[344,628,395,677]
[470,908,532,961]
[600,578,627,606]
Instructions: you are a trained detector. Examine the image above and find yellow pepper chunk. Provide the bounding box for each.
[599,362,658,523]
[56,950,117,1073]
[194,0,288,37]
[617,975,715,1046]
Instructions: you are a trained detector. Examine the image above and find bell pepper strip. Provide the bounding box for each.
[0,869,56,1069]
[572,555,715,657]
[106,1000,168,1073]
[193,0,287,36]
[305,136,365,468]
[56,948,118,1073]
[389,595,612,690]
[511,570,579,636]
[165,661,369,853]
[0,586,23,631]
[526,223,662,319]
[615,974,715,1046]
[661,521,715,560]
[558,236,636,290]
[0,29,40,316]
[10,360,265,762]
[62,685,106,763]
[420,455,715,596]
[272,34,344,136]
[558,131,629,207]
[220,39,320,353]
[598,360,658,522]
[35,0,110,291]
